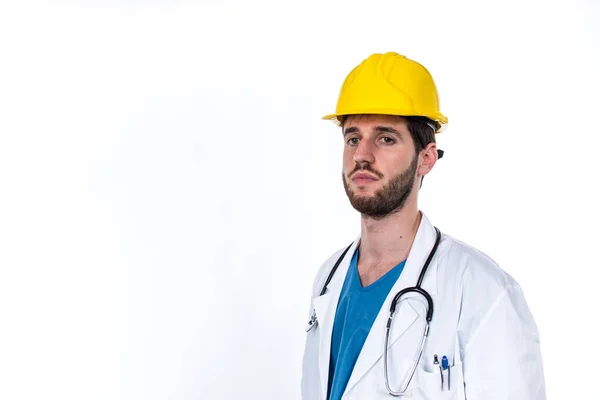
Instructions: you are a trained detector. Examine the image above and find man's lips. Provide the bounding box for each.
[351,172,379,184]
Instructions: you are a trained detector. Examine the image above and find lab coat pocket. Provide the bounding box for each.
[411,357,462,400]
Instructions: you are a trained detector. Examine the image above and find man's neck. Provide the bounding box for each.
[356,202,421,285]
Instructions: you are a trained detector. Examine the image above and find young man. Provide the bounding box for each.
[301,52,545,399]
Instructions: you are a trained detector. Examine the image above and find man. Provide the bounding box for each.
[301,52,545,399]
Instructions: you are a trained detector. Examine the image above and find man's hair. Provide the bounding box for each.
[405,116,437,154]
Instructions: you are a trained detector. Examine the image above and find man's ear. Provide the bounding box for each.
[418,142,438,176]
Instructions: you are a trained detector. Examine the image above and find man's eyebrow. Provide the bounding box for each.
[374,126,402,136]
[343,126,359,136]
[343,125,403,137]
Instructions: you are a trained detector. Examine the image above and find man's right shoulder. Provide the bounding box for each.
[309,245,352,297]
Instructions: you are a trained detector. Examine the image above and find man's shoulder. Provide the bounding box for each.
[440,233,520,293]
[309,244,354,296]
[441,234,541,356]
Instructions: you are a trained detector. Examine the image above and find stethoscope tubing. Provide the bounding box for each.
[306,227,442,396]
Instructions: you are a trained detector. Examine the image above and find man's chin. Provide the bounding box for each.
[348,187,379,197]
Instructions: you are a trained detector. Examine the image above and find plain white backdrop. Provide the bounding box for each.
[0,0,598,399]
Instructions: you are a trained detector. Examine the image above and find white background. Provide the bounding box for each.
[0,0,598,399]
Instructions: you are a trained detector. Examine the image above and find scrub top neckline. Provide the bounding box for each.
[352,249,406,291]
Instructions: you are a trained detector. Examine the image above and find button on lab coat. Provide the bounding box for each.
[301,214,545,399]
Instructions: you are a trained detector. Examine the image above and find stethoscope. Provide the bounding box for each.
[305,227,441,397]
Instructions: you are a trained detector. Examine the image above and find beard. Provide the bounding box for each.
[342,155,418,220]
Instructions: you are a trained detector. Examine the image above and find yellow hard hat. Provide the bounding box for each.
[322,52,448,133]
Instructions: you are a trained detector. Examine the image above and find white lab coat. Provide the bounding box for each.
[301,214,545,399]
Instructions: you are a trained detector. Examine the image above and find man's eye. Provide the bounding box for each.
[380,137,395,144]
[347,138,360,145]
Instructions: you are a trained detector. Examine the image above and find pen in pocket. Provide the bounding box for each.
[442,355,450,391]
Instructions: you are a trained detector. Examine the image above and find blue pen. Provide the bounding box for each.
[442,356,450,390]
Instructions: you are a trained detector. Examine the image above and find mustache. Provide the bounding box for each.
[349,163,384,179]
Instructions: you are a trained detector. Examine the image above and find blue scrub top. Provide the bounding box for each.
[327,249,406,400]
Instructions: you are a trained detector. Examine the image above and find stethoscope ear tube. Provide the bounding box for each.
[319,243,353,297]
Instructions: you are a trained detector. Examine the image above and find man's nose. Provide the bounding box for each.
[353,140,375,164]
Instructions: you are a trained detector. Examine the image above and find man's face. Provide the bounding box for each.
[342,115,420,219]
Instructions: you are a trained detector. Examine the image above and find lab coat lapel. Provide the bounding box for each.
[312,238,360,400]
[344,213,439,395]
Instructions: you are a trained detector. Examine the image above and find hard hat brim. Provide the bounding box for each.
[322,110,448,133]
